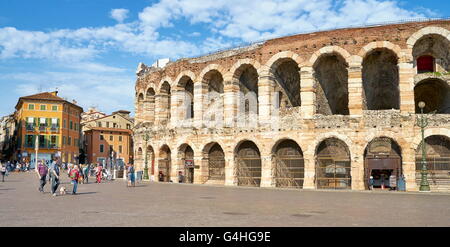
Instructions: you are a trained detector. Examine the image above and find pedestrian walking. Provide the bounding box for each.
[95,164,102,183]
[159,171,164,182]
[127,164,135,187]
[49,159,61,197]
[69,165,80,195]
[36,160,48,193]
[83,164,90,184]
[178,171,184,183]
[1,161,7,182]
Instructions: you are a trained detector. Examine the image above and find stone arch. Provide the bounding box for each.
[227,59,261,82]
[414,78,450,114]
[202,142,226,183]
[358,41,402,61]
[271,138,305,188]
[411,128,450,150]
[145,87,156,123]
[174,70,196,89]
[158,144,172,182]
[175,74,195,120]
[315,137,352,189]
[264,51,303,72]
[234,139,262,187]
[199,64,226,82]
[362,47,400,110]
[231,63,259,126]
[177,143,195,183]
[312,49,350,115]
[201,69,225,127]
[407,26,450,49]
[157,76,173,94]
[309,133,353,159]
[364,136,403,190]
[310,46,352,66]
[411,30,450,73]
[157,80,172,124]
[145,145,155,176]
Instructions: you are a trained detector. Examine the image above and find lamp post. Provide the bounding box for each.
[143,133,150,180]
[416,101,430,192]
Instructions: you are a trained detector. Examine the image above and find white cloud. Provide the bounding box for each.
[110,8,129,23]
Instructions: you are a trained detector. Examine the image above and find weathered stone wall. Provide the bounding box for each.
[133,20,450,192]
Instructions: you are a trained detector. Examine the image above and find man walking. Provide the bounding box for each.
[36,160,48,192]
[69,165,80,195]
[1,161,7,182]
[83,164,90,184]
[50,158,61,197]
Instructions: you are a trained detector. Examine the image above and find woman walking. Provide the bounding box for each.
[95,164,103,183]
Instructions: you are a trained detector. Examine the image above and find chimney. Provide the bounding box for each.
[50,91,58,96]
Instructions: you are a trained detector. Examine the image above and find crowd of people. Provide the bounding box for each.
[1,158,140,195]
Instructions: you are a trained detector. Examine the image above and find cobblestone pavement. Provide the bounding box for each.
[1,172,450,227]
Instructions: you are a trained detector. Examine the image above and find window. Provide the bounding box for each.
[69,121,73,130]
[119,145,123,154]
[100,135,104,141]
[417,55,434,73]
[74,123,77,131]
[25,135,34,148]
[68,137,72,146]
[28,104,35,110]
[97,122,102,128]
[51,118,58,131]
[40,105,46,111]
[100,144,104,153]
[39,135,45,148]
[63,120,66,128]
[52,105,58,111]
[110,135,113,141]
[119,136,123,142]
[62,136,66,145]
[127,124,131,129]
[113,123,117,128]
[106,122,110,128]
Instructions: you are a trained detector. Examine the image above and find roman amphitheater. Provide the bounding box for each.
[133,19,450,192]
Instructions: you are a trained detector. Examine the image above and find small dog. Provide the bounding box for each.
[59,186,67,195]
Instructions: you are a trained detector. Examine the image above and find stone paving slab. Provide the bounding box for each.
[1,172,449,227]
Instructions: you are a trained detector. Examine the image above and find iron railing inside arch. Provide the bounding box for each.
[185,17,450,60]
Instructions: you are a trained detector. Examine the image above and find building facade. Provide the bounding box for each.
[0,115,17,161]
[133,20,450,191]
[14,91,83,166]
[82,110,134,166]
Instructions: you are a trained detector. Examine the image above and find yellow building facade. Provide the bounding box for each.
[14,91,83,166]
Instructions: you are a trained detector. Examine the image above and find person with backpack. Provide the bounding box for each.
[83,164,90,184]
[69,165,80,195]
[35,160,48,192]
[49,158,61,197]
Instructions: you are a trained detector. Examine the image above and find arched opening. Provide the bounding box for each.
[415,135,450,189]
[203,142,225,183]
[203,70,224,127]
[178,76,194,120]
[362,48,400,110]
[272,59,301,109]
[146,88,156,123]
[273,139,304,188]
[413,34,450,73]
[316,138,351,189]
[158,145,171,182]
[313,53,349,115]
[414,79,450,114]
[179,144,194,184]
[146,146,155,176]
[160,81,171,124]
[235,141,261,187]
[236,65,258,126]
[364,137,402,190]
[137,147,143,159]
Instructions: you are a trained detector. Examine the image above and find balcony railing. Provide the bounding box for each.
[26,124,36,131]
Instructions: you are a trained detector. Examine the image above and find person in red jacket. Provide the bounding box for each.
[69,165,80,195]
[96,164,103,183]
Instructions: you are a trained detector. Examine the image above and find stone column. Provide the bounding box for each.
[348,59,363,116]
[403,148,418,191]
[223,81,238,128]
[224,154,237,186]
[170,90,181,127]
[194,81,206,128]
[300,66,315,119]
[302,152,315,189]
[194,154,207,184]
[351,156,365,190]
[398,60,415,113]
[260,154,275,188]
[258,75,274,127]
[154,94,163,125]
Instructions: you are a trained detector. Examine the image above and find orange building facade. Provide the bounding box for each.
[14,91,83,166]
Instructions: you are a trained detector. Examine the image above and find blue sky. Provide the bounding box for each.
[0,0,449,117]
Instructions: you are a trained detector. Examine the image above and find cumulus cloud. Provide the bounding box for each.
[110,8,129,23]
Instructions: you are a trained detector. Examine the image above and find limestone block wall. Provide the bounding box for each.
[133,20,450,192]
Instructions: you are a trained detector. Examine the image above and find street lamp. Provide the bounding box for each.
[416,101,430,192]
[143,133,150,180]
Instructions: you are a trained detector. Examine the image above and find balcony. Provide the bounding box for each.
[26,124,36,131]
[39,125,47,132]
[50,126,60,132]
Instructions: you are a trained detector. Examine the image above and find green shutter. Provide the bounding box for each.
[34,118,38,127]
[57,118,60,128]
[31,135,36,148]
[56,136,59,148]
[46,118,50,127]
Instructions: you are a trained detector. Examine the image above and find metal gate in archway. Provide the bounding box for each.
[208,144,225,181]
[236,141,261,187]
[316,138,351,189]
[415,135,450,188]
[274,140,304,188]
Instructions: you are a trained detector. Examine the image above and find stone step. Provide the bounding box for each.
[204,179,225,185]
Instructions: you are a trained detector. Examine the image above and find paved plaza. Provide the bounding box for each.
[1,172,450,227]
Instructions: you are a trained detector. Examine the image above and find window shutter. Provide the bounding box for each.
[56,136,59,148]
[57,118,60,127]
[34,117,38,127]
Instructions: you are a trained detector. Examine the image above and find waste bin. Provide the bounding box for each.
[136,171,143,182]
